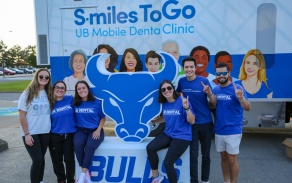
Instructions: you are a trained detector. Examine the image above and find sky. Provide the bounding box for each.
[0,0,36,48]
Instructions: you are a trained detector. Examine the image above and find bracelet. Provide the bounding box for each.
[184,107,190,110]
[25,133,30,136]
[207,93,213,97]
[239,99,245,103]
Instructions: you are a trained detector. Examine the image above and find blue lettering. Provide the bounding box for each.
[162,0,180,19]
[74,9,86,25]
[91,156,106,182]
[105,156,127,182]
[89,156,183,182]
[126,157,142,183]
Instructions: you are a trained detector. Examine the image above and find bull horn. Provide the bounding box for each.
[85,53,111,89]
[153,51,178,82]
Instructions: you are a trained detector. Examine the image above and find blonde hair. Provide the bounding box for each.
[238,49,268,87]
[25,68,54,110]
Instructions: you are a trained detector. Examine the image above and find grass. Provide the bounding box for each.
[0,80,31,92]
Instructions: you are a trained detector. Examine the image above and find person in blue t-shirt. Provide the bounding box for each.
[73,80,106,183]
[146,80,195,183]
[177,57,216,183]
[49,80,76,183]
[213,62,251,183]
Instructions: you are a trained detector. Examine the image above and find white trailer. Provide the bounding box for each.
[34,0,292,132]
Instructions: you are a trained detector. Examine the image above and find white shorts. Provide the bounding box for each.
[215,134,242,155]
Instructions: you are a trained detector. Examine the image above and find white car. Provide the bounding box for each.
[0,70,3,75]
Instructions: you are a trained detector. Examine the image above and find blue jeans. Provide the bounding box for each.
[190,122,213,183]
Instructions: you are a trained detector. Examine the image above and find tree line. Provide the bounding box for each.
[0,40,37,68]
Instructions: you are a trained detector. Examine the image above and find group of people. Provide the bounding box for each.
[19,42,256,183]
[146,57,251,183]
[18,69,105,183]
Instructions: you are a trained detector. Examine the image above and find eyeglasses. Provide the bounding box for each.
[39,75,50,80]
[55,86,65,90]
[161,86,172,92]
[215,72,228,76]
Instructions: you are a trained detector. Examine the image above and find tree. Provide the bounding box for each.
[0,40,8,68]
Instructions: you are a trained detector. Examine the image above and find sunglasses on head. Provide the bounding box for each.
[161,86,172,92]
[215,72,228,76]
[55,86,65,90]
[39,75,50,80]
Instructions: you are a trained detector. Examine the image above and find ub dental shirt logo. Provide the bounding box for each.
[216,94,232,100]
[86,52,177,142]
[75,108,94,113]
[163,109,181,115]
[52,105,72,114]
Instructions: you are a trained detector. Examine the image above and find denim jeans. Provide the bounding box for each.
[190,122,213,183]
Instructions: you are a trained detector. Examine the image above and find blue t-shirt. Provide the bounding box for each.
[213,83,248,135]
[51,95,76,134]
[177,76,213,124]
[74,99,105,129]
[234,80,272,98]
[163,96,194,141]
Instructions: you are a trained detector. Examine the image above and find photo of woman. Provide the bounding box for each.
[92,44,119,72]
[119,48,143,72]
[63,49,91,90]
[235,49,272,98]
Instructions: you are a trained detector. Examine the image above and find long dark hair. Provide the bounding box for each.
[93,44,118,72]
[119,48,143,72]
[158,80,179,103]
[74,80,95,106]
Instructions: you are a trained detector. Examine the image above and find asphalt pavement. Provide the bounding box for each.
[1,89,292,182]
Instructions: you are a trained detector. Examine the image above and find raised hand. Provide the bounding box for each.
[201,81,212,96]
[181,93,189,109]
[233,83,244,101]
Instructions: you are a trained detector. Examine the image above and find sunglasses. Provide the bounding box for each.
[215,72,228,76]
[161,86,172,92]
[55,86,65,90]
[39,75,50,80]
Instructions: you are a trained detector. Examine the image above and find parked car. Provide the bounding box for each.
[28,67,36,72]
[0,68,16,75]
[10,68,24,74]
[18,68,34,74]
[0,70,3,75]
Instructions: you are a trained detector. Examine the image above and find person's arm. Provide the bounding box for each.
[201,81,217,107]
[233,84,251,111]
[238,98,251,111]
[93,117,105,139]
[181,93,195,124]
[151,115,165,124]
[19,110,34,146]
[185,108,195,124]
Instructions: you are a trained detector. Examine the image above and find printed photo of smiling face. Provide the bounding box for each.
[145,50,161,72]
[119,48,143,72]
[190,46,216,84]
[64,49,91,91]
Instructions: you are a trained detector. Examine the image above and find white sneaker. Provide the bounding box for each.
[85,171,92,183]
[151,174,164,183]
[77,172,86,183]
[202,181,210,183]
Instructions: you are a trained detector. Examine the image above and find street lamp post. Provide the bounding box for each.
[0,45,4,79]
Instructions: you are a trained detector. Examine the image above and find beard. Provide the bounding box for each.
[217,77,229,84]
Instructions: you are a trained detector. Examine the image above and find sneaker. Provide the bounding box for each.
[151,174,164,183]
[202,181,210,183]
[85,171,92,183]
[77,172,86,183]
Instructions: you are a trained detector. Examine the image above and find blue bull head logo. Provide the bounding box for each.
[86,52,177,142]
